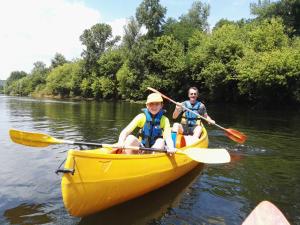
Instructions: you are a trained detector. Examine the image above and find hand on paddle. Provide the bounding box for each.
[205,115,215,125]
[175,102,183,111]
[111,141,126,154]
[166,146,176,155]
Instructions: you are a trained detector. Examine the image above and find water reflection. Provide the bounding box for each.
[7,97,142,144]
[4,203,52,224]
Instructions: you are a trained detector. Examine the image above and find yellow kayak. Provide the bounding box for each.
[61,128,208,217]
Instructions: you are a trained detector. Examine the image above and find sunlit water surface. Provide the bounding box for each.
[0,96,299,225]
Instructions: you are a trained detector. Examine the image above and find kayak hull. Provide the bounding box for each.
[61,128,208,217]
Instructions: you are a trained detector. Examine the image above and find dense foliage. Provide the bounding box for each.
[0,80,4,93]
[4,0,300,107]
[250,0,300,36]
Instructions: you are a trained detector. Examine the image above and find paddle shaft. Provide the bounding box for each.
[74,142,169,152]
[40,139,171,153]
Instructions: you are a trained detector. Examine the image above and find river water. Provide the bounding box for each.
[0,95,299,225]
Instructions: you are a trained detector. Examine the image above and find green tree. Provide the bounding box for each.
[150,35,185,76]
[0,81,4,94]
[5,71,27,87]
[180,1,210,32]
[80,23,120,73]
[27,61,49,94]
[5,76,32,96]
[46,61,83,97]
[80,78,93,97]
[91,76,115,99]
[69,60,86,96]
[127,38,155,98]
[236,47,300,104]
[31,61,47,74]
[116,62,138,99]
[213,18,252,30]
[50,53,68,69]
[250,0,300,36]
[122,17,141,51]
[243,18,289,52]
[136,0,166,38]
[189,24,244,101]
[250,0,275,17]
[213,19,236,30]
[96,49,124,98]
[140,35,186,95]
[97,49,124,78]
[162,18,198,49]
[46,64,72,96]
[162,1,210,49]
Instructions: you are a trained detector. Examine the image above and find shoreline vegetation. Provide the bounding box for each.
[31,93,147,104]
[3,0,300,108]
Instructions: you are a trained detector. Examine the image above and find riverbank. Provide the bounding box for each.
[30,92,146,104]
[4,91,300,110]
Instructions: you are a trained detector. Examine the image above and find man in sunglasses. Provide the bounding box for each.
[172,87,215,139]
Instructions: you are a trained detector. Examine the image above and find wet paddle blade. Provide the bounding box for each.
[9,129,63,147]
[183,148,231,164]
[225,128,247,144]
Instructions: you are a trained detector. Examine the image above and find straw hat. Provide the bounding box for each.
[146,93,163,104]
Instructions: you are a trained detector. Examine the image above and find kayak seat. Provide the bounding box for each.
[171,132,186,148]
[184,135,199,146]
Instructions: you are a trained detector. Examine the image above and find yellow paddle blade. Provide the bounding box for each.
[9,129,63,147]
[182,148,231,164]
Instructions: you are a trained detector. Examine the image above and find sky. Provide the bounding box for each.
[0,0,255,80]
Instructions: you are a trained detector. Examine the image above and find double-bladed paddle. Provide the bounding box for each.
[147,87,247,144]
[9,129,230,164]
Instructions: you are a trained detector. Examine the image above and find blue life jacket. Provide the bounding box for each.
[182,100,201,126]
[140,108,164,147]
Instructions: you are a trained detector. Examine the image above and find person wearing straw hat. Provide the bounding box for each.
[172,87,215,139]
[117,93,175,154]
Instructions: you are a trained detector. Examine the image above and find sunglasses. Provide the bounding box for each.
[189,93,197,96]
